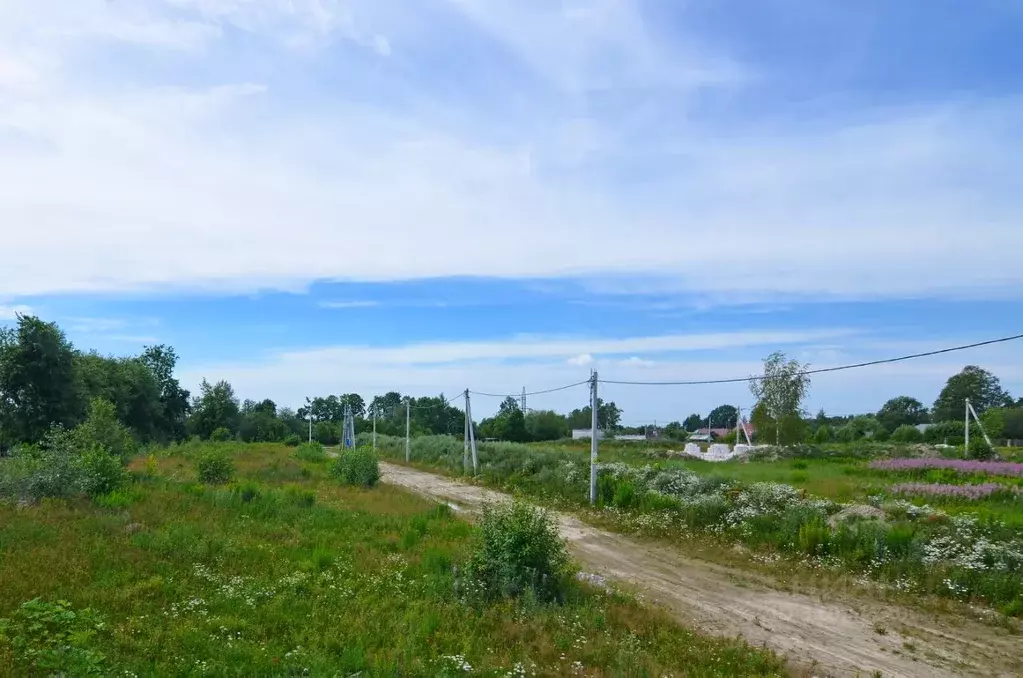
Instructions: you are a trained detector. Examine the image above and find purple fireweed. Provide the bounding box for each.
[869,458,1023,477]
[890,482,1015,500]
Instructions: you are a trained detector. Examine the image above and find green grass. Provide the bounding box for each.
[0,443,785,677]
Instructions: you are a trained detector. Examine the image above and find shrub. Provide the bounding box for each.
[0,598,107,675]
[210,427,232,442]
[78,446,128,497]
[967,437,996,461]
[813,426,833,443]
[834,425,860,443]
[891,424,923,443]
[331,447,380,487]
[72,399,135,463]
[283,433,302,447]
[294,442,327,463]
[196,451,234,485]
[463,501,571,602]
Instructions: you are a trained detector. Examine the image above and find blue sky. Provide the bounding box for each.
[2,1,1022,422]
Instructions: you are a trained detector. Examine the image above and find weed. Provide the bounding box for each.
[196,451,234,485]
[332,447,380,487]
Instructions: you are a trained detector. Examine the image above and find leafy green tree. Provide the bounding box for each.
[707,405,738,429]
[340,393,366,419]
[876,396,928,432]
[567,399,622,431]
[891,424,923,443]
[188,379,240,439]
[139,345,191,441]
[663,421,687,441]
[0,316,81,445]
[812,425,833,443]
[524,410,569,442]
[751,402,806,445]
[682,413,703,431]
[932,366,1011,422]
[238,398,288,442]
[748,351,810,445]
[1004,409,1023,440]
[411,395,463,436]
[73,398,135,463]
[480,397,529,442]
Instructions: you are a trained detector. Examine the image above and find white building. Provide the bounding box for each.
[572,429,607,440]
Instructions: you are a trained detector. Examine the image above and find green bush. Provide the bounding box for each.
[209,427,232,442]
[79,446,127,497]
[834,425,860,443]
[294,442,327,463]
[812,426,833,443]
[463,501,571,603]
[0,598,107,675]
[967,437,996,461]
[196,451,234,485]
[283,433,302,447]
[72,399,135,463]
[891,424,923,443]
[331,447,380,487]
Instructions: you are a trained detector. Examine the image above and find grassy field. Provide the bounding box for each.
[368,434,1023,617]
[0,442,785,677]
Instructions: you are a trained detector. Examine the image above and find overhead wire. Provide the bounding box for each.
[598,333,1023,387]
[469,379,592,399]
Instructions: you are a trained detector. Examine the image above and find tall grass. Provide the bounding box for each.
[376,434,1023,616]
[0,442,785,676]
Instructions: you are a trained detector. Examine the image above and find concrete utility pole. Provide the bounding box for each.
[466,392,479,475]
[463,389,470,474]
[589,372,599,505]
[372,406,377,452]
[405,398,411,463]
[965,398,970,452]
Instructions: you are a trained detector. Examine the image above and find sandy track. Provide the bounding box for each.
[381,462,1022,678]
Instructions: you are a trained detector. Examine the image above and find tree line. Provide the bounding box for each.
[3,315,1020,450]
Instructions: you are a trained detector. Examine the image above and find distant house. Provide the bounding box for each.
[572,429,607,440]
[614,434,647,442]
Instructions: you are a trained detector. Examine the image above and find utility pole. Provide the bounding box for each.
[308,412,312,444]
[589,371,599,505]
[372,405,377,452]
[965,398,970,452]
[405,398,411,463]
[466,391,478,475]
[463,389,470,474]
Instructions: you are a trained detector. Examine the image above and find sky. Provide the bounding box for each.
[2,0,1022,423]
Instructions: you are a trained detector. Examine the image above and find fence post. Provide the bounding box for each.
[589,371,599,505]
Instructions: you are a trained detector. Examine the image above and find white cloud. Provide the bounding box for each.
[0,304,33,320]
[567,353,594,367]
[0,1,1021,303]
[318,300,381,309]
[177,331,1023,420]
[620,356,655,368]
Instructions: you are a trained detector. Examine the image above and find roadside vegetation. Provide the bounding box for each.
[0,442,785,676]
[369,433,1023,618]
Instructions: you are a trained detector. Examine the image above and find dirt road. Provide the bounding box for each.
[381,462,1022,678]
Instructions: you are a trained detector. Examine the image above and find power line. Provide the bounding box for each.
[470,379,591,399]
[598,333,1023,387]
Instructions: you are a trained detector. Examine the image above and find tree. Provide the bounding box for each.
[707,404,738,429]
[0,315,81,445]
[891,424,924,443]
[813,425,833,443]
[524,410,569,442]
[480,397,529,442]
[340,393,366,419]
[567,399,622,431]
[682,413,703,431]
[188,379,240,439]
[749,351,810,445]
[932,366,1011,422]
[140,345,191,441]
[663,421,687,441]
[876,396,928,432]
